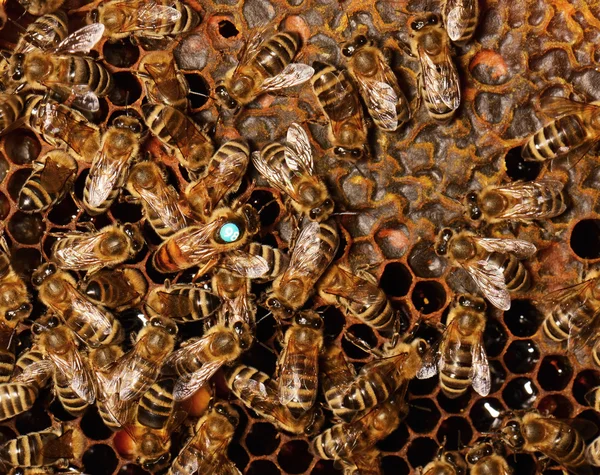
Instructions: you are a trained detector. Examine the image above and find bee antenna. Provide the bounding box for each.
[188,90,218,101]
[7,17,26,33]
[257,339,277,356]
[331,211,359,216]
[254,198,278,216]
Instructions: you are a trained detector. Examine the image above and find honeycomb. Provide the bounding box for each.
[0,0,599,473]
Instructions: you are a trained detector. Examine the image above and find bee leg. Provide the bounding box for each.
[119,194,140,205]
[343,331,383,358]
[396,38,415,58]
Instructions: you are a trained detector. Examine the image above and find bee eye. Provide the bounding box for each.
[467,192,478,202]
[333,146,345,156]
[356,35,367,45]
[48,316,60,327]
[90,9,99,22]
[351,149,362,158]
[417,340,427,354]
[309,209,319,220]
[458,296,468,306]
[151,318,161,327]
[342,46,353,57]
[471,209,482,220]
[32,323,44,335]
[429,15,438,24]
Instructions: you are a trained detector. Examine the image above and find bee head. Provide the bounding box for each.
[113,115,143,134]
[215,84,238,110]
[410,13,439,32]
[466,442,494,465]
[435,228,454,256]
[265,297,294,320]
[150,316,178,335]
[122,223,144,253]
[333,146,363,159]
[31,262,57,287]
[88,8,100,24]
[5,302,32,322]
[465,191,482,221]
[457,295,486,312]
[295,311,324,330]
[309,198,334,221]
[499,418,525,450]
[232,321,253,349]
[11,53,25,81]
[214,401,240,427]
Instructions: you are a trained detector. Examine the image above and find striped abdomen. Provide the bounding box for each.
[0,329,15,383]
[585,386,600,411]
[311,423,351,460]
[137,378,176,430]
[147,286,221,322]
[0,94,24,135]
[54,372,88,416]
[440,340,473,398]
[83,161,128,216]
[341,290,394,331]
[226,364,272,408]
[0,431,65,467]
[16,11,68,53]
[58,56,113,96]
[0,383,38,421]
[250,32,300,80]
[542,296,591,343]
[312,63,361,123]
[442,0,478,43]
[279,353,318,415]
[248,243,289,282]
[150,1,199,37]
[487,253,530,293]
[522,115,588,162]
[63,307,123,349]
[549,425,588,469]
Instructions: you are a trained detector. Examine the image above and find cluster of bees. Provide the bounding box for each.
[0,0,597,474]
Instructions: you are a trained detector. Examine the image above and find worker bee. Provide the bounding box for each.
[24,95,101,163]
[152,204,268,276]
[137,378,179,430]
[417,294,491,398]
[442,0,479,44]
[215,30,314,110]
[435,228,536,311]
[321,336,426,422]
[408,13,461,122]
[277,310,324,416]
[252,123,334,222]
[83,115,144,215]
[311,392,408,464]
[417,450,467,475]
[0,94,25,135]
[126,160,188,239]
[211,268,256,327]
[87,0,199,41]
[247,242,289,282]
[341,35,410,131]
[7,24,111,112]
[14,11,68,55]
[226,364,324,435]
[51,223,144,275]
[81,267,148,312]
[265,219,339,320]
[109,316,177,402]
[0,425,85,470]
[317,263,396,331]
[499,410,591,474]
[183,139,250,221]
[32,263,123,348]
[18,150,77,213]
[311,62,367,158]
[0,236,32,326]
[466,441,513,475]
[167,401,240,475]
[165,317,253,401]
[142,103,214,174]
[338,450,382,475]
[138,51,189,110]
[145,280,221,323]
[522,97,600,163]
[464,179,567,223]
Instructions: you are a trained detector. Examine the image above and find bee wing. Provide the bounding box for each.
[196,150,249,208]
[11,359,53,385]
[539,96,600,119]
[173,360,223,401]
[354,74,399,131]
[418,44,461,112]
[171,218,226,263]
[470,339,491,396]
[278,333,320,407]
[416,333,443,380]
[39,156,76,194]
[144,57,186,103]
[49,346,96,403]
[492,180,566,219]
[229,370,274,402]
[71,87,100,113]
[107,0,181,34]
[319,268,381,307]
[285,123,314,174]
[162,110,208,160]
[261,64,315,93]
[568,308,600,353]
[252,151,300,201]
[52,24,105,54]
[52,232,108,270]
[115,344,159,402]
[220,251,269,278]
[465,260,511,311]
[475,237,537,258]
[282,221,322,278]
[65,285,116,339]
[214,459,243,475]
[86,142,131,210]
[131,178,187,235]
[444,0,477,42]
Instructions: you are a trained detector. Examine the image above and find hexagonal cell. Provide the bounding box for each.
[406,437,439,470]
[504,147,541,181]
[8,211,45,245]
[218,19,239,38]
[249,189,280,228]
[470,397,505,433]
[15,398,52,434]
[377,422,409,452]
[342,324,378,359]
[411,280,446,314]
[490,359,507,393]
[538,394,573,419]
[4,129,41,164]
[7,168,33,203]
[0,152,9,183]
[247,460,280,475]
[483,317,508,357]
[503,340,540,374]
[571,219,600,259]
[537,355,573,391]
[437,390,471,413]
[374,222,410,259]
[311,460,342,475]
[408,240,447,278]
[319,305,346,340]
[245,422,280,456]
[436,416,472,450]
[81,407,114,440]
[278,440,312,474]
[503,299,542,337]
[408,375,439,396]
[382,456,410,475]
[379,262,412,297]
[507,453,537,475]
[109,71,143,105]
[103,38,140,68]
[83,444,119,475]
[0,191,10,220]
[228,442,249,472]
[503,377,538,409]
[573,370,600,405]
[405,398,440,434]
[185,73,211,109]
[48,194,80,226]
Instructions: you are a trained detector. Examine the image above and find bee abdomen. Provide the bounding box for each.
[440,358,471,397]
[0,350,15,383]
[253,32,300,78]
[355,297,395,330]
[0,383,38,421]
[556,430,587,468]
[19,174,53,212]
[248,243,289,281]
[311,425,348,459]
[497,256,530,292]
[280,357,317,413]
[586,386,600,411]
[0,94,24,134]
[154,0,199,36]
[138,378,176,430]
[542,310,571,342]
[523,115,587,162]
[226,365,271,405]
[54,376,88,416]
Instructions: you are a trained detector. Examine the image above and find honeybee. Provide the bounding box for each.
[0,94,25,135]
[109,316,177,402]
[116,421,173,472]
[32,263,123,348]
[142,103,214,173]
[126,160,188,239]
[211,268,255,326]
[317,263,396,331]
[442,0,479,44]
[145,280,222,323]
[0,425,85,470]
[321,336,426,422]
[586,434,600,468]
[16,0,66,16]
[168,401,240,475]
[183,139,249,221]
[252,123,334,222]
[138,51,189,110]
[339,450,382,475]
[466,441,513,475]
[499,411,591,474]
[81,267,147,312]
[408,13,461,122]
[417,450,467,475]
[417,294,491,398]
[277,310,324,415]
[247,242,289,282]
[435,229,536,311]
[0,236,32,325]
[83,115,144,215]
[341,35,410,131]
[14,12,68,55]
[522,97,600,163]
[265,219,339,320]
[18,150,77,213]
[226,364,324,435]
[24,95,101,163]
[464,179,567,223]
[152,204,268,276]
[165,318,253,401]
[87,0,199,41]
[586,386,600,413]
[311,392,408,463]
[137,378,178,430]
[311,62,367,158]
[51,223,144,275]
[215,30,314,110]
[7,24,111,112]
